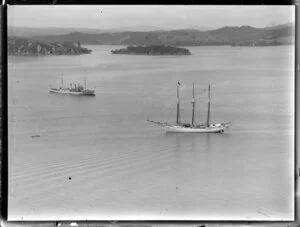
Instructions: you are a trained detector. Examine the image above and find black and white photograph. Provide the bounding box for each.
[7,5,295,221]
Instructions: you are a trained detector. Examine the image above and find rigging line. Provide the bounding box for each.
[166,107,177,123]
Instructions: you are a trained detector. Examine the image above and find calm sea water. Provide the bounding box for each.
[8,45,294,221]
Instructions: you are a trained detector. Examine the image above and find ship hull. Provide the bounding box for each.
[165,124,225,133]
[49,89,95,96]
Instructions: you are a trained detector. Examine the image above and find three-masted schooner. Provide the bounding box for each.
[147,82,230,133]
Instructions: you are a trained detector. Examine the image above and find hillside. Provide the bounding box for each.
[7,26,213,37]
[8,37,92,56]
[8,27,120,37]
[28,24,294,47]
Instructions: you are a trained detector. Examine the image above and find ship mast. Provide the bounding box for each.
[176,82,181,125]
[206,84,211,126]
[61,73,63,89]
[84,70,86,90]
[191,83,195,127]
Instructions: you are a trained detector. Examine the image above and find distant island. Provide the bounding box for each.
[111,45,191,55]
[8,37,92,56]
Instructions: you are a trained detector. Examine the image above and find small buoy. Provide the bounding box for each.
[69,177,72,180]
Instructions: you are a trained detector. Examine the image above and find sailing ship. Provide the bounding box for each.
[49,72,95,96]
[147,82,230,133]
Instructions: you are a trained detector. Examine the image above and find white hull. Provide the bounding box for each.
[49,89,95,96]
[165,124,225,133]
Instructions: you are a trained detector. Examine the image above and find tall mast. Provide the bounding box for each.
[176,82,181,124]
[84,70,86,90]
[191,83,195,127]
[61,72,63,89]
[206,84,211,126]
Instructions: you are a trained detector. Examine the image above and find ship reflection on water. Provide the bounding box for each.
[164,132,232,175]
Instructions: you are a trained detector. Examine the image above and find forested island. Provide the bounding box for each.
[111,45,191,55]
[8,37,92,56]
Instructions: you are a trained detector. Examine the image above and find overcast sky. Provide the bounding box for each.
[8,5,295,30]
